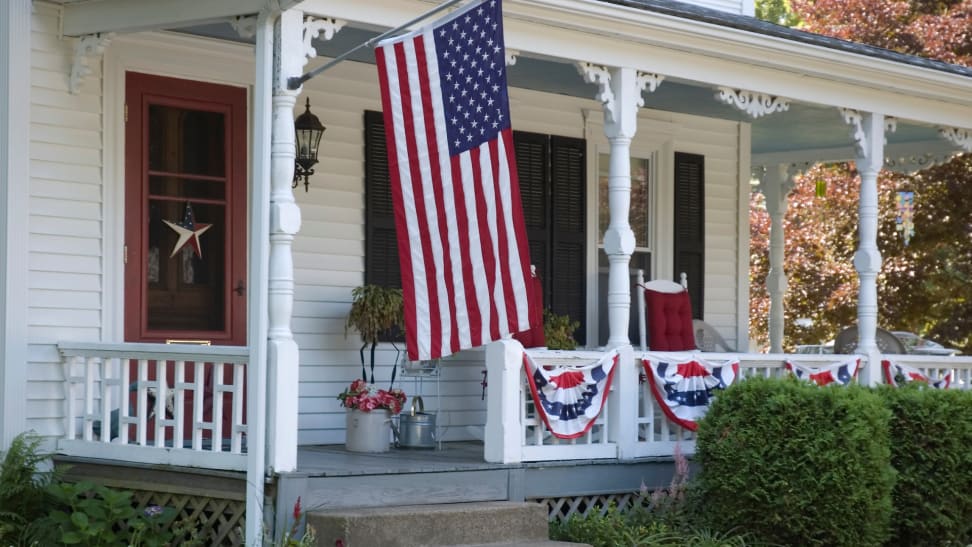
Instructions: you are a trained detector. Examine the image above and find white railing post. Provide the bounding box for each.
[485,340,524,463]
[610,345,638,459]
[636,270,646,352]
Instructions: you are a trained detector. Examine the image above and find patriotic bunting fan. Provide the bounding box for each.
[882,360,951,389]
[643,354,739,431]
[785,358,860,386]
[523,350,618,439]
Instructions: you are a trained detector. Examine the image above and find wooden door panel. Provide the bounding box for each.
[125,72,247,346]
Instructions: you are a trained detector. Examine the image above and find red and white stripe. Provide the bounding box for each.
[375,23,531,361]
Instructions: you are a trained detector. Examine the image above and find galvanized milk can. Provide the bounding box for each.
[394,396,436,449]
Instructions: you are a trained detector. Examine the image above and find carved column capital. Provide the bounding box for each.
[939,126,972,152]
[70,33,113,94]
[716,87,790,118]
[576,63,663,127]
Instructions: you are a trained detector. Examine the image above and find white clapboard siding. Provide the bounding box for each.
[26,4,105,436]
[669,113,743,350]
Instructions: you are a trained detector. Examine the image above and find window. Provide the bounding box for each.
[597,154,652,346]
[363,112,587,344]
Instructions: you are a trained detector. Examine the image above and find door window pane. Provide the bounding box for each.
[146,198,227,331]
[148,105,226,177]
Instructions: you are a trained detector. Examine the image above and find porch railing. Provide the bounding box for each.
[484,340,972,464]
[57,342,248,471]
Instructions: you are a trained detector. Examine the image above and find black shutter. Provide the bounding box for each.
[673,152,704,319]
[513,131,550,302]
[364,110,401,289]
[550,136,587,345]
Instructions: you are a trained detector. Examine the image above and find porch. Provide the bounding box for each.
[54,339,972,539]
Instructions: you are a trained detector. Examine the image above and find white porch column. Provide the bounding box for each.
[0,0,30,449]
[266,8,304,473]
[245,9,274,547]
[843,110,890,385]
[578,64,661,348]
[757,164,794,354]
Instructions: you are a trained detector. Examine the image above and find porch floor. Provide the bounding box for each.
[294,441,510,477]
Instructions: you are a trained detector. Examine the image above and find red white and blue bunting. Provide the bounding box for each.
[523,350,618,439]
[642,354,740,432]
[882,359,951,389]
[785,358,860,386]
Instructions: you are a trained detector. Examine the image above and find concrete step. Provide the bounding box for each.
[308,501,585,547]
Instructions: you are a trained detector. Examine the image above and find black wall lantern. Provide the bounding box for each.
[293,98,325,192]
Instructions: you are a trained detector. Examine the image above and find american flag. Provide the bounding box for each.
[375,0,533,361]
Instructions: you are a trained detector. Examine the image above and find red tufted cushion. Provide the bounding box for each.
[644,289,695,351]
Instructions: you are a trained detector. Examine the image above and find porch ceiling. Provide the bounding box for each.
[176,21,962,166]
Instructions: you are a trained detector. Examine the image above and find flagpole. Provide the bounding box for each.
[287,0,467,89]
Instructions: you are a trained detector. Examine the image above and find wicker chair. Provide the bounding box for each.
[693,319,735,352]
[833,325,906,354]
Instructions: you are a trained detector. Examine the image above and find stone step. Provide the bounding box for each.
[308,501,583,547]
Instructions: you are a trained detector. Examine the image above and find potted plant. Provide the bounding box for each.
[337,379,407,452]
[345,284,405,385]
[342,284,407,452]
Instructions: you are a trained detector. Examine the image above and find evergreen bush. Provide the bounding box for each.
[880,385,972,546]
[691,377,894,547]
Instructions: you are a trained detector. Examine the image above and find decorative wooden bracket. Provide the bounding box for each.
[716,87,789,118]
[69,33,112,94]
[576,62,663,126]
[302,17,346,68]
[939,126,972,152]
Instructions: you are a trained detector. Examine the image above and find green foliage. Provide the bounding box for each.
[0,432,54,546]
[550,505,684,547]
[879,386,972,546]
[754,0,801,26]
[345,284,405,345]
[35,480,181,547]
[346,284,405,384]
[543,308,579,350]
[692,377,894,547]
[551,448,771,547]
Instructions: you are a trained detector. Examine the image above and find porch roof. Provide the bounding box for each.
[602,0,972,80]
[59,0,972,164]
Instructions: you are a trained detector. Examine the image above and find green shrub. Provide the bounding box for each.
[691,377,894,547]
[34,480,181,547]
[880,385,972,546]
[549,505,681,547]
[543,309,579,350]
[0,432,54,546]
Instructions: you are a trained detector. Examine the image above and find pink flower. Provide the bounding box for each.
[337,380,407,414]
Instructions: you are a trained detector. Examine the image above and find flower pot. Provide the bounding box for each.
[345,408,392,453]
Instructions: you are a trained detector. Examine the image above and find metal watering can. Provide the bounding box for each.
[393,396,436,449]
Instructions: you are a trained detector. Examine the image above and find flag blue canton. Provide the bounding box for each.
[433,0,510,156]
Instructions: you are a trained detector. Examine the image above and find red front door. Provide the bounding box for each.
[124,72,247,346]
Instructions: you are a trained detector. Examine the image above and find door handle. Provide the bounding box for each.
[234,281,245,296]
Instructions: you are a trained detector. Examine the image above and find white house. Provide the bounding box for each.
[2,0,972,543]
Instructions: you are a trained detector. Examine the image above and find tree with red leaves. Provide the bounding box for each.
[750,0,972,352]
